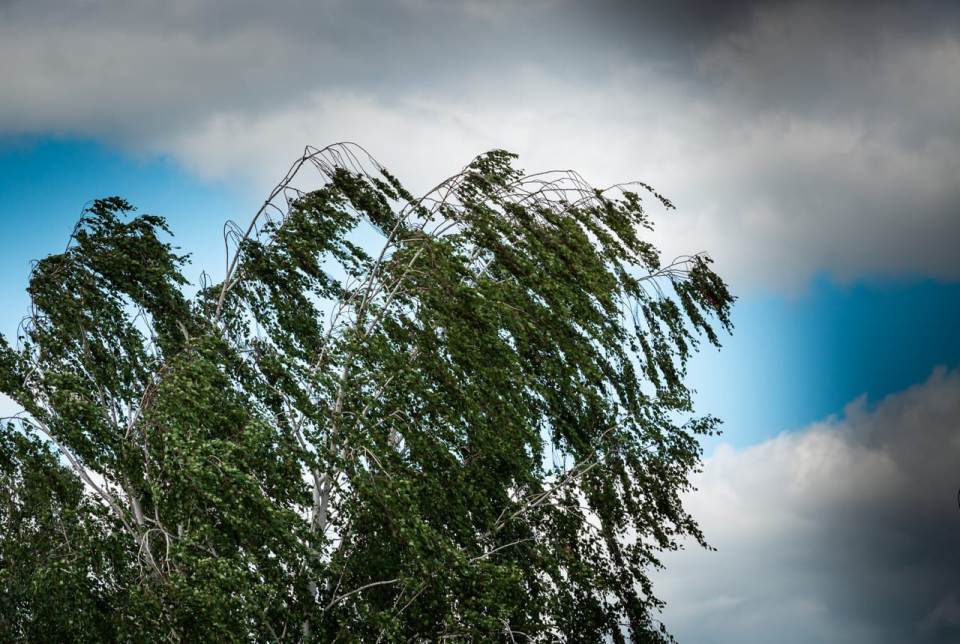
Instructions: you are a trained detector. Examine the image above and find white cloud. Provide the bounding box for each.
[653,368,960,643]
[156,66,960,291]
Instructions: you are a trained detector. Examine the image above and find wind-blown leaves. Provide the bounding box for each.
[0,144,733,642]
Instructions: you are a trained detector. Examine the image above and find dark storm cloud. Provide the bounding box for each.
[1,0,959,287]
[566,0,759,58]
[4,0,954,139]
[582,0,960,65]
[654,368,960,643]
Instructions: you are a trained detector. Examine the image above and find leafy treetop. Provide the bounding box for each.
[0,144,732,642]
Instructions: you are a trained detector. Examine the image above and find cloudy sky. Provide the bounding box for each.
[1,0,958,640]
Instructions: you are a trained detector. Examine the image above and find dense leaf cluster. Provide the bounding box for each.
[0,146,732,641]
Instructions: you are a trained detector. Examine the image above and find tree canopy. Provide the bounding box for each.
[0,144,733,642]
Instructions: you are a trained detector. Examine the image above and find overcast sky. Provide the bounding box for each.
[1,1,958,641]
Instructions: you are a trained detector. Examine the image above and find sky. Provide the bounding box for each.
[1,0,958,641]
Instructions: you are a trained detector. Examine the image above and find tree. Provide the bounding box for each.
[0,144,733,642]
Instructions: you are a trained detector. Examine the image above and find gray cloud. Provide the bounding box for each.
[1,1,959,288]
[653,367,960,643]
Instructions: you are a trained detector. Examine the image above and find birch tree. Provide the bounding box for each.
[0,144,733,642]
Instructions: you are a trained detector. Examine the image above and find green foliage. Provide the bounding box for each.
[0,145,733,641]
